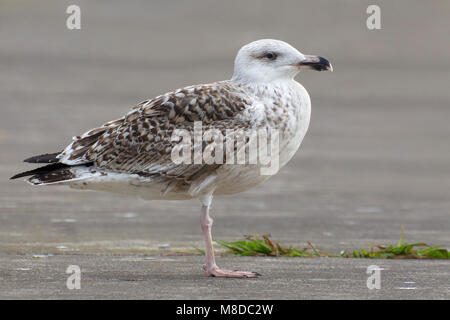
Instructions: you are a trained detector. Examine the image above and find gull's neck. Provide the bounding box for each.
[230,77,298,96]
[231,73,294,85]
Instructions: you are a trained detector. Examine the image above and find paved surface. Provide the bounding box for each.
[0,0,449,299]
[1,254,449,299]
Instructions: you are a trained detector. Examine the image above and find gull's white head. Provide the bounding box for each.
[231,39,332,83]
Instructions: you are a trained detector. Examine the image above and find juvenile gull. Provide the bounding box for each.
[11,39,332,278]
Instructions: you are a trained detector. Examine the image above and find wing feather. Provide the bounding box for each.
[58,81,252,181]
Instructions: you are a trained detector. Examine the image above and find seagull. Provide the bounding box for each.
[11,39,332,278]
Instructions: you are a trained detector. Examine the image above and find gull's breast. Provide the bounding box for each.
[277,81,311,168]
[213,81,311,195]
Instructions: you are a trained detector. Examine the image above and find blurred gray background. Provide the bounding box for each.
[0,0,449,298]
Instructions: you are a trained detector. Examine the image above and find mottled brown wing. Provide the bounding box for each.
[58,82,251,181]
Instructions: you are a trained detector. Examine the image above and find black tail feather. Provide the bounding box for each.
[10,163,69,180]
[23,152,61,164]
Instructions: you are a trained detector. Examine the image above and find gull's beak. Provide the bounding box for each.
[297,55,333,72]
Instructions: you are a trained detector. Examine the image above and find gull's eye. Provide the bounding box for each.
[263,52,277,60]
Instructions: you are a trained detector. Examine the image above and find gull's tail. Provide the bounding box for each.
[10,152,91,185]
[22,152,60,164]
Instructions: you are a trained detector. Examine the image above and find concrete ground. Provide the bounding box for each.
[0,0,449,299]
[1,255,449,299]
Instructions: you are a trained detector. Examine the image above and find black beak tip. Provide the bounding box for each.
[317,57,333,71]
[299,56,333,72]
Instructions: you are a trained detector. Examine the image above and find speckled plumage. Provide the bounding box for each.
[47,79,310,199]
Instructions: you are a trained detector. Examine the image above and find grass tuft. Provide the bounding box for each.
[342,227,450,259]
[215,228,449,259]
[215,234,331,258]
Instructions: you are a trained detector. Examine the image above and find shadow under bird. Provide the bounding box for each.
[11,39,332,278]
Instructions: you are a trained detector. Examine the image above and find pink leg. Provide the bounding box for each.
[200,199,260,278]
